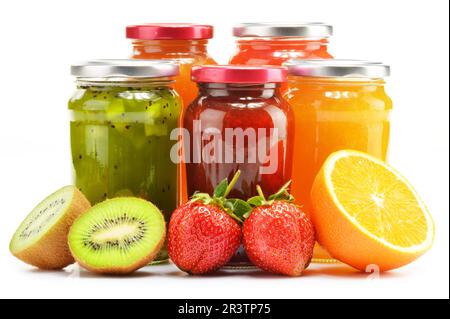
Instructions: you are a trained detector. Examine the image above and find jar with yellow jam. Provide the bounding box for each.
[283,59,392,262]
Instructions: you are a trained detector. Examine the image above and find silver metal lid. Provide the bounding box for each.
[71,59,179,79]
[284,59,390,78]
[233,22,332,38]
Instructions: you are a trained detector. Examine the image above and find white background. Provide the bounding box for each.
[0,0,448,299]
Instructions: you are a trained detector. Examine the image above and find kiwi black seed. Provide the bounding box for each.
[68,197,166,275]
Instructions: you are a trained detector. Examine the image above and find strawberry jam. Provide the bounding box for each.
[184,66,294,200]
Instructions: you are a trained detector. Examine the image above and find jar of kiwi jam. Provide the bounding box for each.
[69,60,181,262]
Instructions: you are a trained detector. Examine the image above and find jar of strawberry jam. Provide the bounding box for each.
[229,23,333,66]
[184,65,294,201]
[283,59,392,262]
[69,60,181,263]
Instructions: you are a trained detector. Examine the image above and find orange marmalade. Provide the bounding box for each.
[284,60,392,262]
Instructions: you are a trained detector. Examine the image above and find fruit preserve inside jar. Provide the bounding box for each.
[283,59,393,262]
[69,60,181,262]
[184,66,294,200]
[127,23,216,108]
[229,23,333,66]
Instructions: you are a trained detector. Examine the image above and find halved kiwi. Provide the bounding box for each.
[68,197,166,274]
[10,186,91,269]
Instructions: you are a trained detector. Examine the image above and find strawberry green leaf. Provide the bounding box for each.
[187,170,243,223]
[268,191,294,202]
[223,199,235,211]
[190,192,213,205]
[228,211,244,224]
[267,180,295,202]
[222,199,244,223]
[214,178,229,198]
[247,196,265,207]
[230,199,253,219]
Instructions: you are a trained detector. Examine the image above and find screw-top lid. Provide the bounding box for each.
[126,23,214,40]
[191,65,288,83]
[284,59,390,78]
[233,22,332,38]
[71,59,179,79]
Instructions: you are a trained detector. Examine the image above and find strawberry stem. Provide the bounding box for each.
[256,185,266,202]
[267,180,293,201]
[279,180,292,192]
[248,181,295,211]
[223,170,241,198]
[189,170,245,224]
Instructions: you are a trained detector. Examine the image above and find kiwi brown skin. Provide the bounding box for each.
[10,187,91,270]
[72,226,166,275]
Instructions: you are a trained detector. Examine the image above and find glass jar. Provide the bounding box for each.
[69,59,181,262]
[283,59,393,262]
[185,65,294,198]
[127,23,216,108]
[184,65,294,266]
[229,23,333,66]
[127,23,217,205]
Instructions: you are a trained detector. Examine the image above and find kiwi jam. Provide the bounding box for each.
[69,60,181,262]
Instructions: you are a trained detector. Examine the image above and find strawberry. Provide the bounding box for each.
[168,171,244,274]
[243,182,315,276]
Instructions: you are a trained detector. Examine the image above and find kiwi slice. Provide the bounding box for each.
[68,197,166,274]
[10,186,91,269]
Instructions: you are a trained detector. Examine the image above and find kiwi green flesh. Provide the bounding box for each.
[68,197,165,270]
[10,186,75,253]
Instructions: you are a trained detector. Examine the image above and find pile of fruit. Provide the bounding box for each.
[10,150,435,276]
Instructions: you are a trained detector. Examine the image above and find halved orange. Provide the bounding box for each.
[310,150,434,271]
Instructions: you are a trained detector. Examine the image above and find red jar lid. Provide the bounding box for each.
[192,65,288,83]
[126,23,213,40]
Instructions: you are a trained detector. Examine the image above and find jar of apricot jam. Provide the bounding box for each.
[185,65,294,266]
[69,60,181,262]
[229,23,333,66]
[283,59,392,262]
[127,23,216,205]
[126,23,216,107]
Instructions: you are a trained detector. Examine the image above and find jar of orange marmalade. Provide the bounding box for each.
[127,23,216,205]
[283,59,392,262]
[229,23,333,66]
